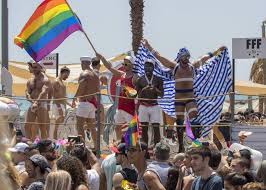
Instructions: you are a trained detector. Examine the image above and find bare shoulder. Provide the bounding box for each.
[113,172,124,187]
[143,170,159,182]
[113,172,124,181]
[76,184,89,190]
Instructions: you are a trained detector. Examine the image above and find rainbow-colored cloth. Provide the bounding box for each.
[14,0,82,62]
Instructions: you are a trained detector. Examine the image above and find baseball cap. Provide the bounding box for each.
[28,182,44,190]
[8,142,29,153]
[144,58,155,65]
[238,131,253,137]
[29,154,51,173]
[110,143,127,155]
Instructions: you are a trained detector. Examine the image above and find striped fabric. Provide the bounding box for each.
[134,44,176,117]
[133,44,232,137]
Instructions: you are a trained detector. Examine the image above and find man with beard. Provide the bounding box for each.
[25,62,52,140]
[72,56,100,145]
[190,146,223,190]
[143,39,225,152]
[24,154,51,189]
[52,66,71,139]
[135,59,164,146]
[97,53,137,140]
[112,143,138,190]
[37,140,57,169]
[127,142,149,190]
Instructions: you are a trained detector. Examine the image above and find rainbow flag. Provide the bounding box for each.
[123,114,139,147]
[185,115,202,147]
[14,0,82,62]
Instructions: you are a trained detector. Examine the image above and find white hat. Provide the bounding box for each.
[8,142,29,153]
[80,56,92,62]
[144,58,155,65]
[124,55,134,64]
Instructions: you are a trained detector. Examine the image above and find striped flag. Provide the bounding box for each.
[133,44,232,138]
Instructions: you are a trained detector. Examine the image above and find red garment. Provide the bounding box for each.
[118,75,135,116]
[81,97,97,108]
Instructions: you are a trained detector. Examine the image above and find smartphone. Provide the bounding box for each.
[16,129,23,137]
[74,143,85,148]
[68,135,81,143]
[202,142,209,146]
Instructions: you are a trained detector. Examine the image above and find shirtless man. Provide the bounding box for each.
[52,66,70,139]
[96,53,137,140]
[135,59,164,146]
[143,39,225,152]
[72,56,100,146]
[25,62,52,140]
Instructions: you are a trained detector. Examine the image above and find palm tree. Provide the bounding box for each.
[249,58,266,113]
[129,0,144,55]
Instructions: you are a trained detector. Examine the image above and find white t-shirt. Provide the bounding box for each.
[87,169,100,190]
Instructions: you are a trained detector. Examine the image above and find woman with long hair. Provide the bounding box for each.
[56,155,88,190]
[44,170,72,190]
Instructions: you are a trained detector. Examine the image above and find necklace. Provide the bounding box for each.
[144,74,154,86]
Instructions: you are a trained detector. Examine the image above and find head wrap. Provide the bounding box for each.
[175,47,190,62]
[144,58,155,65]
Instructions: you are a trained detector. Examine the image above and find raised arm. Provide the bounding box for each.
[96,52,124,77]
[86,148,101,175]
[143,39,176,69]
[192,46,226,68]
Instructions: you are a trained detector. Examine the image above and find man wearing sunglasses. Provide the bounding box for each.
[135,59,164,146]
[96,53,138,140]
[143,39,225,152]
[112,143,138,190]
[127,142,149,190]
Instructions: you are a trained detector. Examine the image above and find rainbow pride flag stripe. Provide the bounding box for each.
[14,0,82,62]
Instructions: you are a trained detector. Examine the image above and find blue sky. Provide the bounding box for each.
[2,0,266,81]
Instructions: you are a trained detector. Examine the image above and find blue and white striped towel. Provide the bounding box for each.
[133,44,232,137]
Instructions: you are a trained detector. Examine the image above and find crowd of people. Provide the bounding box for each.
[1,133,266,190]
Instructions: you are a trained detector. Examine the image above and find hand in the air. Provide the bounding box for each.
[95,52,102,59]
[142,39,153,51]
[218,46,226,52]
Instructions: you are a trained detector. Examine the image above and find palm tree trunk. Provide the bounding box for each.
[130,0,144,55]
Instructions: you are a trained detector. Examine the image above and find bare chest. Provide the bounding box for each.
[174,67,193,79]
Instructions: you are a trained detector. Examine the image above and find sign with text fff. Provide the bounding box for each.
[40,53,58,69]
[232,38,266,59]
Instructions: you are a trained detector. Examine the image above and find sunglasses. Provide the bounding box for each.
[122,63,131,66]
